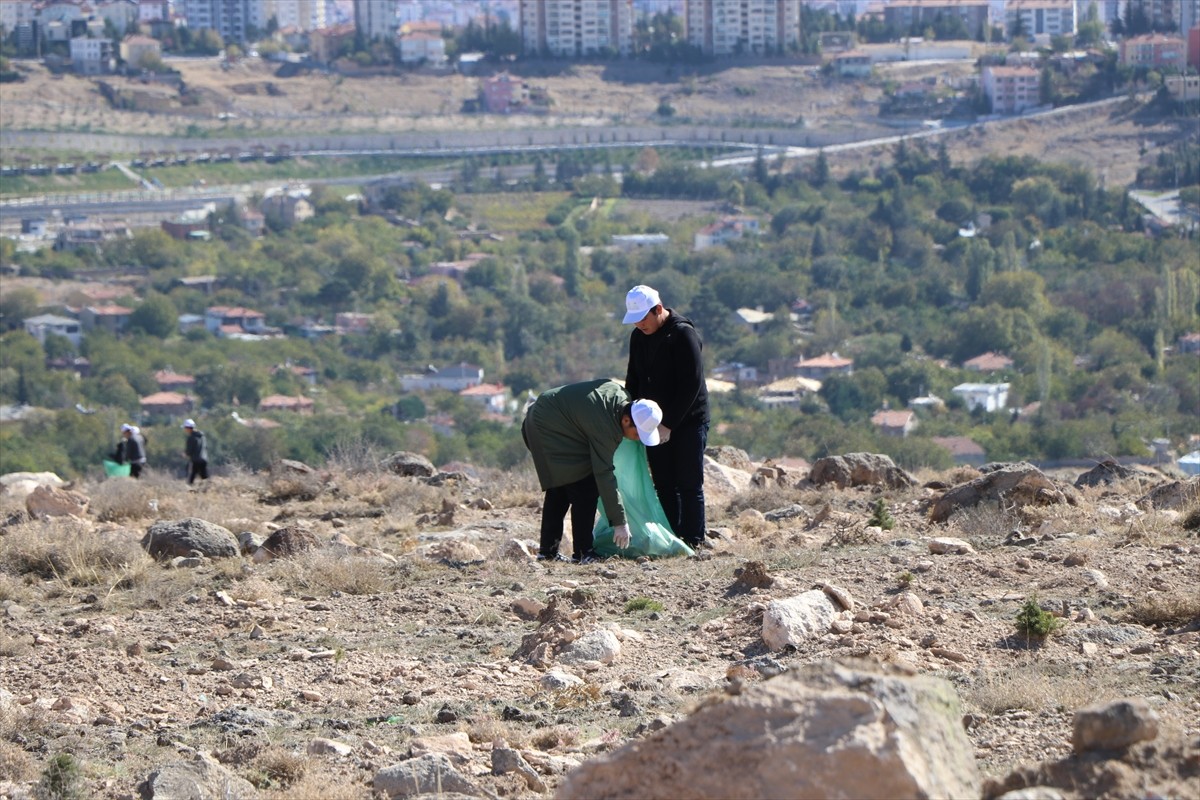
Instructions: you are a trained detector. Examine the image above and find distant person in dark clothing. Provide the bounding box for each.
[182,419,208,484]
[623,284,711,549]
[522,379,664,562]
[114,423,147,478]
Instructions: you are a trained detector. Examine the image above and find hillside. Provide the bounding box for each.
[0,454,1197,799]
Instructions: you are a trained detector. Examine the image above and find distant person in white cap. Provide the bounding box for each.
[622,284,711,550]
[114,423,147,478]
[521,379,664,563]
[181,419,208,484]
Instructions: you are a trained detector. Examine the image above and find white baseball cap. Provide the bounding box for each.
[120,424,133,433]
[182,419,196,428]
[623,285,661,324]
[631,400,663,447]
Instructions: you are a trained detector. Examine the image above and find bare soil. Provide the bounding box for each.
[1,461,1198,799]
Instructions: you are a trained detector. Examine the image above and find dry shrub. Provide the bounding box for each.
[467,717,527,748]
[90,479,162,522]
[262,771,364,800]
[948,503,1022,546]
[227,575,282,604]
[724,484,806,517]
[530,726,578,751]
[250,746,306,790]
[967,663,1109,715]
[324,436,383,476]
[0,573,32,604]
[550,682,603,711]
[0,626,32,658]
[1123,591,1200,629]
[263,549,396,596]
[0,520,153,590]
[0,739,36,782]
[264,473,324,504]
[1182,504,1200,532]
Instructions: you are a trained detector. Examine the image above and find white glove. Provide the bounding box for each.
[613,524,631,549]
[657,424,671,444]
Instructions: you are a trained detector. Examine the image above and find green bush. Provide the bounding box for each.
[1015,597,1062,638]
[867,498,895,530]
[624,596,664,613]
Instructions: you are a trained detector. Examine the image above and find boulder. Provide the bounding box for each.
[1072,698,1159,754]
[1074,460,1146,489]
[930,463,1078,523]
[25,485,88,518]
[762,590,841,651]
[142,518,239,560]
[557,660,981,800]
[1,471,65,498]
[137,753,258,799]
[373,753,489,798]
[1137,477,1199,511]
[380,451,436,478]
[703,457,752,497]
[705,445,755,473]
[809,453,915,490]
[558,629,622,666]
[253,525,321,563]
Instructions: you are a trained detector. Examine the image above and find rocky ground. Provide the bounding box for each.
[0,451,1197,799]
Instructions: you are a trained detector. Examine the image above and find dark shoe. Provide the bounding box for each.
[574,551,601,564]
[536,553,571,563]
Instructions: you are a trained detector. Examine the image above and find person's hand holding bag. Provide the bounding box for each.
[613,523,632,549]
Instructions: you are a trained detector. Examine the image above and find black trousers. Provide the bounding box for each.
[188,460,208,484]
[540,475,599,561]
[647,422,708,547]
[130,463,143,479]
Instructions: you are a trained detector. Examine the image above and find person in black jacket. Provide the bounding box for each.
[181,419,209,484]
[623,285,710,550]
[113,423,147,478]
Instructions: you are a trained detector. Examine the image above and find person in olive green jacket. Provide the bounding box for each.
[522,379,664,563]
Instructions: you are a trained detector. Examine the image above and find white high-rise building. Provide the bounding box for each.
[684,0,802,56]
[1005,0,1077,40]
[181,0,253,43]
[519,0,635,57]
[257,0,329,31]
[354,0,397,41]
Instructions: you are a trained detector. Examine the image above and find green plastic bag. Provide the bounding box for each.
[592,438,694,559]
[103,459,131,478]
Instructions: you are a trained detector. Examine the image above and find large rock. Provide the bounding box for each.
[1074,460,1146,489]
[373,753,489,798]
[705,445,755,473]
[703,457,753,497]
[253,525,321,563]
[809,453,915,490]
[556,660,981,800]
[1137,477,1199,511]
[380,451,436,478]
[137,753,258,799]
[1072,698,1159,754]
[930,462,1078,523]
[1,471,65,498]
[142,518,239,560]
[25,485,88,518]
[762,590,842,651]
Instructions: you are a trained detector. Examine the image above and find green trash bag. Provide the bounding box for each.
[592,438,694,559]
[103,459,130,478]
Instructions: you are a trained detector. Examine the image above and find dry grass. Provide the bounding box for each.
[262,771,365,800]
[0,739,36,783]
[0,519,153,592]
[1122,591,1200,629]
[949,504,1023,547]
[260,549,402,596]
[967,661,1114,715]
[88,478,163,523]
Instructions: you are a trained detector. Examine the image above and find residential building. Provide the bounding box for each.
[137,0,172,24]
[832,50,872,77]
[460,382,510,413]
[205,305,267,335]
[711,361,760,385]
[335,312,375,333]
[154,370,196,391]
[258,0,328,31]
[95,0,139,34]
[1190,24,1200,69]
[354,0,397,41]
[70,36,116,74]
[882,1,990,38]
[684,0,801,57]
[963,351,1014,372]
[519,0,634,57]
[952,382,1010,412]
[1006,0,1077,41]
[982,65,1041,114]
[80,304,133,334]
[795,352,854,380]
[756,376,822,408]
[694,216,760,250]
[259,394,315,413]
[120,34,162,69]
[139,391,194,418]
[399,363,485,392]
[1165,74,1200,102]
[180,0,253,44]
[398,30,447,64]
[1128,0,1200,34]
[260,191,314,227]
[932,435,987,466]
[871,408,918,438]
[481,72,528,112]
[23,314,82,347]
[161,208,212,240]
[733,307,774,335]
[310,22,356,63]
[429,252,489,280]
[1119,33,1187,68]
[1177,331,1200,354]
[611,233,669,250]
[1075,0,1126,29]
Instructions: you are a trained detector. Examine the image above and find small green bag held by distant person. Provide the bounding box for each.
[592,438,694,559]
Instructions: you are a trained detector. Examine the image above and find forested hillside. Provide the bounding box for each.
[1,141,1197,477]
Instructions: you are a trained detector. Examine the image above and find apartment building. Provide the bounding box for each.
[1128,0,1200,34]
[1120,32,1187,67]
[257,0,328,31]
[1006,0,1077,40]
[70,35,115,74]
[519,0,634,57]
[354,0,397,42]
[180,0,253,43]
[683,0,802,57]
[882,0,990,38]
[982,64,1041,113]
